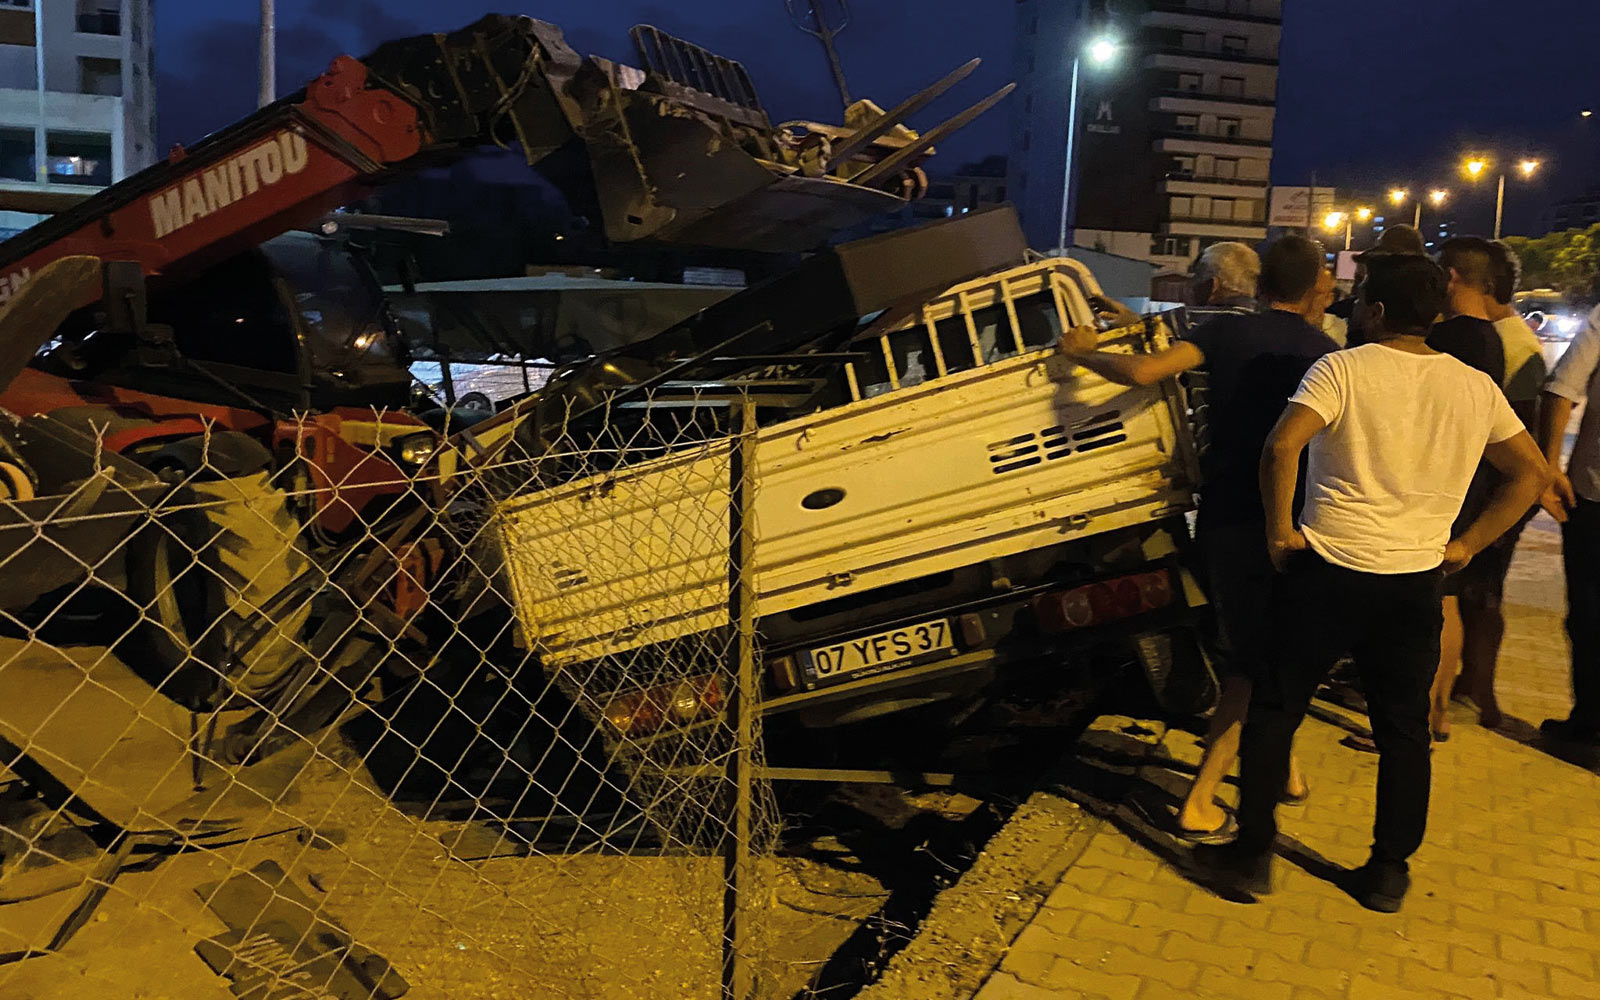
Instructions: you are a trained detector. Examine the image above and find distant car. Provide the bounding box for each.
[1515,289,1585,341]
[1524,309,1584,341]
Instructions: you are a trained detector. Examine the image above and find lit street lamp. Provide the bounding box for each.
[1322,207,1371,250]
[1462,155,1541,239]
[1416,187,1449,233]
[1386,187,1441,230]
[1057,34,1118,251]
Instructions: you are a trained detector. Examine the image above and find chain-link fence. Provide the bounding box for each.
[0,387,787,999]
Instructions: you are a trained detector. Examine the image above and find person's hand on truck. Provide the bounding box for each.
[1088,294,1143,329]
[1057,324,1099,356]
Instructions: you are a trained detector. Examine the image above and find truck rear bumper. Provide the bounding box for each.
[759,591,1213,727]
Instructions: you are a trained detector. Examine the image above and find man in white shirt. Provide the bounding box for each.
[1539,300,1600,746]
[1200,254,1550,913]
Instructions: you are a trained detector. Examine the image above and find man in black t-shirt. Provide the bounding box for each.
[1060,235,1333,839]
[1423,238,1510,741]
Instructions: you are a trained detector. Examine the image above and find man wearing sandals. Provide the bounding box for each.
[1058,237,1329,842]
[1200,253,1551,912]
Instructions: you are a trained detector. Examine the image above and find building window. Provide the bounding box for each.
[76,2,121,35]
[0,0,33,8]
[1170,196,1192,218]
[46,131,112,186]
[76,6,121,35]
[1211,198,1235,220]
[1221,35,1248,56]
[1180,31,1205,51]
[1177,73,1202,93]
[1170,155,1196,178]
[79,57,122,97]
[1213,158,1237,179]
[1174,114,1200,134]
[1152,236,1192,257]
[1218,117,1243,138]
[0,127,32,181]
[1219,76,1245,97]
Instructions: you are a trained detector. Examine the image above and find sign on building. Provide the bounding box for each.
[1268,186,1338,228]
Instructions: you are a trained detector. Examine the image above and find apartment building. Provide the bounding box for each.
[1008,0,1282,274]
[0,0,155,236]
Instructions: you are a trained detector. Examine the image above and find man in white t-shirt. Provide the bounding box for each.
[1198,254,1551,913]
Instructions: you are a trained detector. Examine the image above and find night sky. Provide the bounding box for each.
[155,0,1600,237]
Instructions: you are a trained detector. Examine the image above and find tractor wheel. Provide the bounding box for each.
[123,468,315,712]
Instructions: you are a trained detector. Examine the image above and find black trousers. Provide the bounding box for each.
[1562,498,1600,728]
[1196,514,1274,681]
[1237,552,1442,866]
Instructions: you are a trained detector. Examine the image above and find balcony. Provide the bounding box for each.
[1149,44,1279,67]
[1158,87,1276,107]
[1163,216,1268,239]
[1159,128,1272,148]
[1145,0,1283,26]
[1167,209,1265,222]
[76,9,120,35]
[1163,170,1269,191]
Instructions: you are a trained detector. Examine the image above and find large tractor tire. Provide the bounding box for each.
[124,466,316,712]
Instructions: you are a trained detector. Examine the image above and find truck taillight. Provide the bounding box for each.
[603,675,725,736]
[769,655,799,693]
[1033,569,1174,634]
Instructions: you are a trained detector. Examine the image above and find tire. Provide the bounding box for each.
[123,472,316,712]
[122,501,229,709]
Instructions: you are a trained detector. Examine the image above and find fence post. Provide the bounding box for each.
[722,396,757,999]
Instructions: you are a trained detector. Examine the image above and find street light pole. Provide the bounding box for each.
[1413,201,1421,230]
[259,0,276,109]
[1056,34,1117,253]
[1494,172,1506,240]
[1057,54,1080,253]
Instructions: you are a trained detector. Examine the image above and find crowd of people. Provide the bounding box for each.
[1058,223,1599,914]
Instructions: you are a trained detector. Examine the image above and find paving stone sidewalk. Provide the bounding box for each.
[977,519,1600,1000]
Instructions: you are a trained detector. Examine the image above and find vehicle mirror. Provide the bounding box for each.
[102,260,177,365]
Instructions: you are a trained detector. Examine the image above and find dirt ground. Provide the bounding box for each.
[0,642,889,1000]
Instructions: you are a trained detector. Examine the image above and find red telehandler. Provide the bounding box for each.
[0,14,1007,757]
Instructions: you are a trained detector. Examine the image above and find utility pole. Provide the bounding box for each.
[259,0,277,109]
[787,0,853,113]
[33,2,45,185]
[1494,172,1506,240]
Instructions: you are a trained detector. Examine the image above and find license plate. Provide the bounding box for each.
[803,619,955,683]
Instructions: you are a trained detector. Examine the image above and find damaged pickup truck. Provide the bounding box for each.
[480,208,1218,742]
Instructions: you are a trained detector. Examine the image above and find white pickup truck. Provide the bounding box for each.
[494,255,1214,734]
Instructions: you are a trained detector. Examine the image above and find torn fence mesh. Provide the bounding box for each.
[0,390,778,999]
